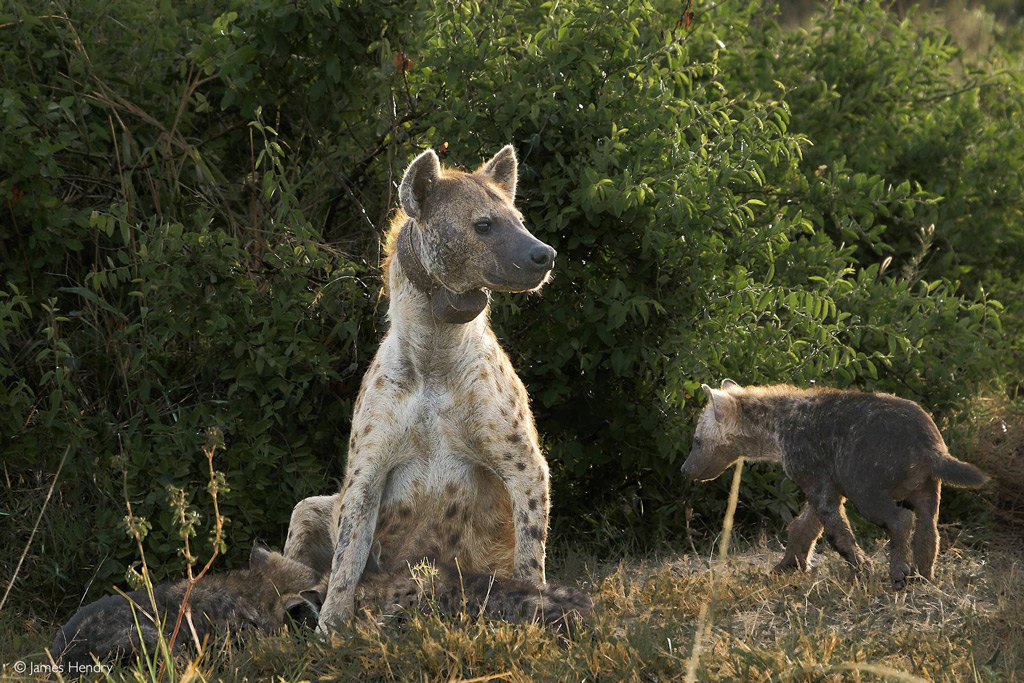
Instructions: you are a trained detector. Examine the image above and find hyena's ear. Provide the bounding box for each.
[299,588,324,610]
[400,149,442,220]
[704,386,738,423]
[366,540,383,573]
[479,144,518,197]
[721,378,741,391]
[249,542,273,570]
[284,591,322,627]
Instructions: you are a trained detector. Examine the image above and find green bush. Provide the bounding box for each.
[1,0,1019,618]
[727,2,1024,356]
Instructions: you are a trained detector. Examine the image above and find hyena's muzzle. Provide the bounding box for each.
[478,213,556,292]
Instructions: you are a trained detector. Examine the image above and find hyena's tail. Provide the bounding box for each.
[357,563,594,637]
[932,455,989,488]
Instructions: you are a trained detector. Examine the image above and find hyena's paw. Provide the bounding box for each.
[772,553,809,573]
[915,565,935,582]
[890,562,914,591]
[539,585,594,641]
[316,596,356,635]
[845,548,870,570]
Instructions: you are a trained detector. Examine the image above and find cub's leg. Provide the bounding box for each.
[284,494,340,576]
[908,477,941,581]
[809,492,869,571]
[848,491,915,590]
[358,562,593,639]
[774,503,823,572]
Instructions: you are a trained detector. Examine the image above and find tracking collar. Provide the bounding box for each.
[397,222,488,324]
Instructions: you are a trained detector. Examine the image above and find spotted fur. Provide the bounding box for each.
[356,559,593,639]
[284,145,577,631]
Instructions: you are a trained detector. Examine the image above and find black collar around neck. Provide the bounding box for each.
[396,221,488,325]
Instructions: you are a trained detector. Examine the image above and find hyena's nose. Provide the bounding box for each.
[529,244,556,269]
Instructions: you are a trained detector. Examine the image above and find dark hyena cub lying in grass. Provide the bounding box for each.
[681,380,989,590]
[356,550,593,638]
[50,544,324,669]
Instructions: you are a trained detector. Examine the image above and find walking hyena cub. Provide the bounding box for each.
[50,544,324,669]
[284,145,592,632]
[681,380,988,589]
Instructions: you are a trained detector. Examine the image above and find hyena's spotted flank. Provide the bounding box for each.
[284,145,592,632]
[682,380,988,590]
[49,544,325,669]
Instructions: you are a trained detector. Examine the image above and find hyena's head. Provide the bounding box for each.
[249,543,326,627]
[398,145,556,294]
[682,379,753,481]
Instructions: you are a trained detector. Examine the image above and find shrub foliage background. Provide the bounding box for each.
[1,0,1021,619]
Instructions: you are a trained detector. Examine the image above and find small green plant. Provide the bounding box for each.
[107,433,231,681]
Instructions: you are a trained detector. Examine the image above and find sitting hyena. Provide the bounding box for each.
[681,380,988,589]
[50,544,325,669]
[284,145,592,632]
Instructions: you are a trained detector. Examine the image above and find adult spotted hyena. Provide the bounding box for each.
[681,380,988,589]
[285,145,591,632]
[50,544,324,669]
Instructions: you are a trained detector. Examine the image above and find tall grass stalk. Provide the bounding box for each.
[684,458,744,683]
[0,445,71,615]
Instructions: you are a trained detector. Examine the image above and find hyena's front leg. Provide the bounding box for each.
[774,503,824,573]
[492,442,550,584]
[318,466,386,631]
[809,493,869,570]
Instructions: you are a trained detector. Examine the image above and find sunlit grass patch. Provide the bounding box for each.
[9,534,1012,683]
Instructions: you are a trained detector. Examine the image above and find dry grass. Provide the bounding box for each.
[4,403,1022,682]
[3,531,1020,682]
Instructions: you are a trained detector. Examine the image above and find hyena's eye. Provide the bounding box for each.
[473,219,492,234]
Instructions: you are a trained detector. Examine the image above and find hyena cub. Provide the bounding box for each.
[50,544,324,669]
[356,550,592,637]
[681,380,988,589]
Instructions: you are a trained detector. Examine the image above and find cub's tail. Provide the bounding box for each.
[933,455,989,488]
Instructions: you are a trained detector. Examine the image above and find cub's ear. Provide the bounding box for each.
[400,149,442,220]
[705,387,738,423]
[479,144,518,197]
[366,540,383,574]
[283,591,322,627]
[249,542,272,570]
[721,379,741,391]
[299,588,324,610]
